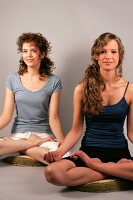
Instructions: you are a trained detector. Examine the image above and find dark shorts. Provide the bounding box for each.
[65,146,133,167]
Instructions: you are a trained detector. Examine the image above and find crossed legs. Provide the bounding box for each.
[44,150,133,186]
[24,136,57,164]
[0,134,44,156]
[44,159,107,186]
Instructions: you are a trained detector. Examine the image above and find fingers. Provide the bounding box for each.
[44,151,57,163]
[44,150,63,163]
[70,155,78,160]
[71,150,86,158]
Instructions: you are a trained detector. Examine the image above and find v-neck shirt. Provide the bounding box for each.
[6,72,62,134]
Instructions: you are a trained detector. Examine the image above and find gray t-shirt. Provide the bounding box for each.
[6,72,62,134]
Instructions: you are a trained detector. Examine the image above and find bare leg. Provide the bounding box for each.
[24,135,54,164]
[0,136,41,156]
[71,150,133,181]
[24,147,49,164]
[44,159,107,186]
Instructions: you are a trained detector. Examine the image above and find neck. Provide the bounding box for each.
[101,70,121,84]
[26,68,39,78]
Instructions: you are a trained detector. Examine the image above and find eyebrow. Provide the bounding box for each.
[102,48,118,50]
[22,47,37,50]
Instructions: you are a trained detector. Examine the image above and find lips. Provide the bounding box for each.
[27,59,34,62]
[103,62,113,64]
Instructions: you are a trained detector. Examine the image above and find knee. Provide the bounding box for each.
[44,164,59,184]
[44,164,65,186]
[44,165,54,181]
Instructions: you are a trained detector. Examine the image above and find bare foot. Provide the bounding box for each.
[42,136,54,142]
[28,134,43,146]
[28,134,54,146]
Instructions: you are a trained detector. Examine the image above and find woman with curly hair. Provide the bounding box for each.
[0,32,69,162]
[44,32,133,186]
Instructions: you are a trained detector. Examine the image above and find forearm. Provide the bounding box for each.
[91,161,133,181]
[72,150,133,181]
[50,118,64,143]
[0,114,11,130]
[57,130,82,157]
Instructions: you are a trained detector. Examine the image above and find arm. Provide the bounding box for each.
[57,84,84,157]
[0,87,14,130]
[49,91,64,143]
[127,84,133,143]
[45,84,84,163]
[91,160,133,180]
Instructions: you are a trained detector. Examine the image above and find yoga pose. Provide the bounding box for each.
[0,134,53,158]
[0,32,69,163]
[44,32,133,186]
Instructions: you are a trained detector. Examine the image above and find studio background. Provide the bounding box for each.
[0,0,133,154]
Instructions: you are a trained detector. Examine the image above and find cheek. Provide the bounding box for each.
[115,55,120,63]
[97,56,103,64]
[95,54,100,61]
[22,55,26,61]
[22,53,26,59]
[37,55,42,61]
[36,53,42,59]
[97,54,103,62]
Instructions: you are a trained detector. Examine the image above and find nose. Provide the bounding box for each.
[27,50,32,57]
[105,51,111,59]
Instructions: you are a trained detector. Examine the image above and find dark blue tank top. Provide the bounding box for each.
[81,83,129,148]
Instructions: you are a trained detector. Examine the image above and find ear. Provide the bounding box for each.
[41,53,45,59]
[95,55,99,60]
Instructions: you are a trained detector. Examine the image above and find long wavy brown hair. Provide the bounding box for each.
[17,32,54,78]
[82,32,124,116]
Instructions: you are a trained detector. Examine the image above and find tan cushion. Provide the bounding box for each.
[68,178,133,192]
[2,155,47,167]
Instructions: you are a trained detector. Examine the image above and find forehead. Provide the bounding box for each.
[22,42,37,49]
[103,40,118,49]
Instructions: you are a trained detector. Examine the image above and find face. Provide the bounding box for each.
[96,40,119,73]
[22,42,44,68]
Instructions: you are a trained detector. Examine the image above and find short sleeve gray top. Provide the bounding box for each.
[6,72,62,134]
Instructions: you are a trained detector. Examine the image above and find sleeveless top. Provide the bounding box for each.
[81,82,129,148]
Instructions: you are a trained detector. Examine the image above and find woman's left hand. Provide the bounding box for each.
[44,150,63,163]
[71,150,102,168]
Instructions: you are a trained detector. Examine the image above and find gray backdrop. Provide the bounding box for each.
[0,0,133,154]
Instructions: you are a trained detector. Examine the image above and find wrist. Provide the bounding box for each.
[56,138,64,144]
[56,148,64,158]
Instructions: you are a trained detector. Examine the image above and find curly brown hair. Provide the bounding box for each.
[82,32,124,116]
[17,32,55,78]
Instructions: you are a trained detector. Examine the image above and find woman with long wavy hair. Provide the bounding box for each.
[44,32,133,186]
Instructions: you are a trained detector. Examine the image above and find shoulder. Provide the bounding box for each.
[126,82,133,93]
[6,72,19,80]
[74,83,84,98]
[125,82,133,104]
[48,74,62,85]
[128,82,133,89]
[48,74,62,92]
[6,72,19,91]
[48,74,61,81]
